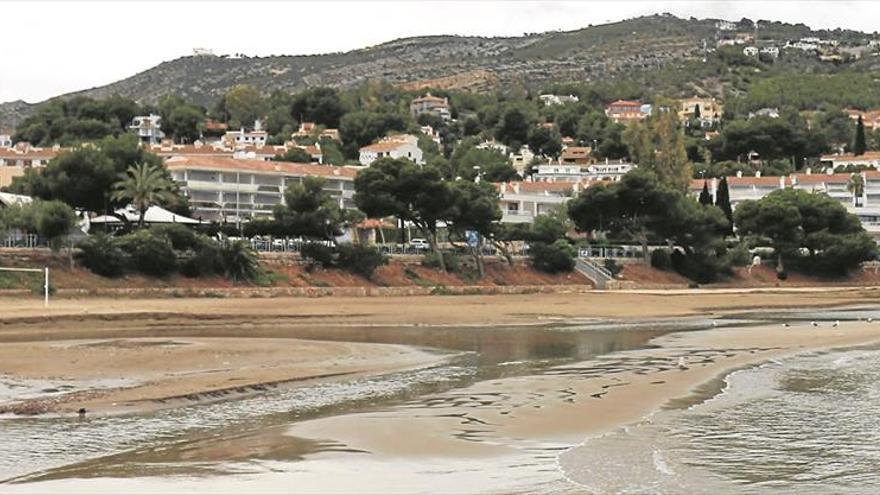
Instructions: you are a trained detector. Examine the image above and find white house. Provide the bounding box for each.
[358,134,424,166]
[743,46,759,57]
[223,120,268,148]
[0,130,11,148]
[129,114,165,145]
[496,181,586,224]
[409,94,451,121]
[539,94,580,106]
[819,152,880,170]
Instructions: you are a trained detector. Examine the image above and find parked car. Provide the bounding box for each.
[409,238,431,251]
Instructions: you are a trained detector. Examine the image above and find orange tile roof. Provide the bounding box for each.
[165,156,357,179]
[360,141,410,153]
[791,173,851,184]
[0,147,60,160]
[607,100,642,108]
[726,176,788,187]
[820,151,880,161]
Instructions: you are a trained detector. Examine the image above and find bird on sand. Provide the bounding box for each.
[677,357,688,370]
[782,323,790,328]
[811,321,819,327]
[833,320,840,327]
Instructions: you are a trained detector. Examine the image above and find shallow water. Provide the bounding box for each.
[0,317,706,483]
[560,344,880,494]
[4,308,880,494]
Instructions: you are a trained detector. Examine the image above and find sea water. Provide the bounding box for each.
[560,346,880,494]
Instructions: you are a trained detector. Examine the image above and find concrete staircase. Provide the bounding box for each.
[575,258,615,289]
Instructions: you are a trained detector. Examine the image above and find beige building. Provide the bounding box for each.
[678,97,724,125]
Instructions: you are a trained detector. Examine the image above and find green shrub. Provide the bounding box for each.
[336,244,387,278]
[180,243,222,278]
[76,233,126,277]
[219,240,261,282]
[117,230,177,277]
[650,249,672,270]
[150,224,202,251]
[301,243,335,268]
[603,258,622,277]
[421,251,443,269]
[529,241,575,274]
[725,243,752,267]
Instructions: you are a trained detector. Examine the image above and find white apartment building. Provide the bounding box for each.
[166,156,357,222]
[358,134,423,166]
[534,160,634,182]
[496,181,586,224]
[129,114,166,145]
[538,94,580,106]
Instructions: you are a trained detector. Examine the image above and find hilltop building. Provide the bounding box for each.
[129,114,165,145]
[678,97,724,125]
[223,120,268,148]
[409,93,451,122]
[605,100,651,124]
[539,94,580,106]
[358,134,423,166]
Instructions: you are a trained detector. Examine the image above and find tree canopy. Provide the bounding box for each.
[734,189,876,275]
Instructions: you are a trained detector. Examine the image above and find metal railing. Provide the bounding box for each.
[0,233,44,249]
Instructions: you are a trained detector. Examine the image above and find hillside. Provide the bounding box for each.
[0,14,876,128]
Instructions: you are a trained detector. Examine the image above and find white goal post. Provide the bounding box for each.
[0,267,49,307]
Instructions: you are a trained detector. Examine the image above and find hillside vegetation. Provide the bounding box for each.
[5,14,878,128]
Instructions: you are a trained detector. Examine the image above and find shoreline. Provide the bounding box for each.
[0,289,877,418]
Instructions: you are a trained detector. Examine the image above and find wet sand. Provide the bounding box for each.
[0,338,444,416]
[0,288,876,417]
[7,319,880,494]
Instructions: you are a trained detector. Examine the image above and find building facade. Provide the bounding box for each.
[409,93,451,121]
[166,156,357,222]
[358,134,424,166]
[129,114,166,145]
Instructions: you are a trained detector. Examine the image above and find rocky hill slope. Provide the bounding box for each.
[0,14,873,127]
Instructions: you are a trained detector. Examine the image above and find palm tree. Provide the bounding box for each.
[111,162,176,228]
[847,173,866,207]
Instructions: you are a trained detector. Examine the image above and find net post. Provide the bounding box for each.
[44,267,49,308]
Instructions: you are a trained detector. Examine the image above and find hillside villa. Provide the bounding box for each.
[678,97,723,125]
[605,100,651,124]
[223,120,269,148]
[358,134,424,166]
[129,114,165,145]
[845,109,880,131]
[409,93,451,122]
[0,129,11,148]
[292,122,340,141]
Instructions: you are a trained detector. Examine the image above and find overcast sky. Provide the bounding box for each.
[3,1,879,104]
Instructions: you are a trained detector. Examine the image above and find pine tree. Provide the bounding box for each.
[693,104,701,121]
[698,181,712,206]
[715,176,734,234]
[854,115,867,156]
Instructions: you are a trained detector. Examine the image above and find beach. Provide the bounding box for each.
[2,289,880,492]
